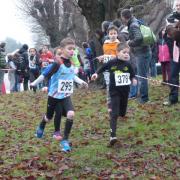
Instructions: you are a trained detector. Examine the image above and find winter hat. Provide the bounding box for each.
[22,44,29,50]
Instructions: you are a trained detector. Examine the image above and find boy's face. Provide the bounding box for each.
[108,29,118,41]
[175,0,180,13]
[117,48,130,61]
[55,49,62,61]
[29,49,36,56]
[42,46,48,53]
[61,44,75,59]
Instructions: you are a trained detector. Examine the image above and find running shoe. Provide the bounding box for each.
[53,131,62,141]
[35,126,44,138]
[110,136,117,146]
[60,140,71,152]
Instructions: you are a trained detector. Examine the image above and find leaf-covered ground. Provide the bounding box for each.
[0,82,179,179]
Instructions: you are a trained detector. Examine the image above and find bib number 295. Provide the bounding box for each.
[58,80,73,93]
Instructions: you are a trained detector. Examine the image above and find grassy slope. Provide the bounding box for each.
[0,82,179,179]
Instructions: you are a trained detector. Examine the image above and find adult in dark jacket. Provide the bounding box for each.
[121,9,151,104]
[18,44,29,91]
[164,0,180,105]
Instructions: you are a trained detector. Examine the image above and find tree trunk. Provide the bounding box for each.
[78,0,172,35]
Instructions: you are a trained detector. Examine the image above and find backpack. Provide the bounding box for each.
[137,19,157,46]
[158,42,171,62]
[140,25,157,46]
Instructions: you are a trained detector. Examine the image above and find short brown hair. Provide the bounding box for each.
[54,47,61,55]
[107,25,118,34]
[60,37,75,48]
[121,9,132,19]
[116,42,130,52]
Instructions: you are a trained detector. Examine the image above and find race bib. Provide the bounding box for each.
[104,55,112,63]
[58,80,73,93]
[29,61,36,69]
[115,72,131,86]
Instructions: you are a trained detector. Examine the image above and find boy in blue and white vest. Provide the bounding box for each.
[31,38,88,152]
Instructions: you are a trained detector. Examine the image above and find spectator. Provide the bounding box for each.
[13,52,23,92]
[39,45,54,88]
[101,21,111,43]
[18,44,29,91]
[82,42,94,75]
[164,0,180,106]
[157,28,172,84]
[70,47,84,76]
[28,48,40,92]
[97,25,120,112]
[121,9,151,104]
[39,45,54,68]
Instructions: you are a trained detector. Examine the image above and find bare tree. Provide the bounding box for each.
[17,0,173,48]
[17,0,87,47]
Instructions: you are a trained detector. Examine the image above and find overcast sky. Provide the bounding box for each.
[0,0,34,46]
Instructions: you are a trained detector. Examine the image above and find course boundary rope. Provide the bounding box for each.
[0,69,15,71]
[135,75,180,88]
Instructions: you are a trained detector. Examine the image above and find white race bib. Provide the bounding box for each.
[104,55,112,63]
[115,72,131,86]
[58,80,73,93]
[29,60,37,69]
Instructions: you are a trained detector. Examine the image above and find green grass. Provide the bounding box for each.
[0,81,179,179]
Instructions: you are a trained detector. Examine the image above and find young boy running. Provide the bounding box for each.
[92,43,137,146]
[31,38,88,152]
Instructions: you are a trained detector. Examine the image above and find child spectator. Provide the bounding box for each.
[82,42,94,74]
[83,56,91,83]
[70,47,84,75]
[98,25,120,112]
[158,28,172,84]
[92,42,137,146]
[39,45,54,88]
[39,45,54,68]
[28,48,40,92]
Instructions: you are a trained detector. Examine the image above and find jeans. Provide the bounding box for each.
[169,60,180,104]
[129,83,138,98]
[149,58,157,77]
[136,50,151,103]
[129,66,138,98]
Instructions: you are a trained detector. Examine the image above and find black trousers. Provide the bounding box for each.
[110,89,129,137]
[40,96,74,131]
[29,69,39,92]
[169,60,180,104]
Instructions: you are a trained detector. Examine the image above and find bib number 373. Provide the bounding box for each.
[115,72,131,86]
[58,80,73,93]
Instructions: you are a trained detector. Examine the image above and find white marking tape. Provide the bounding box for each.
[0,69,15,71]
[135,75,180,88]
